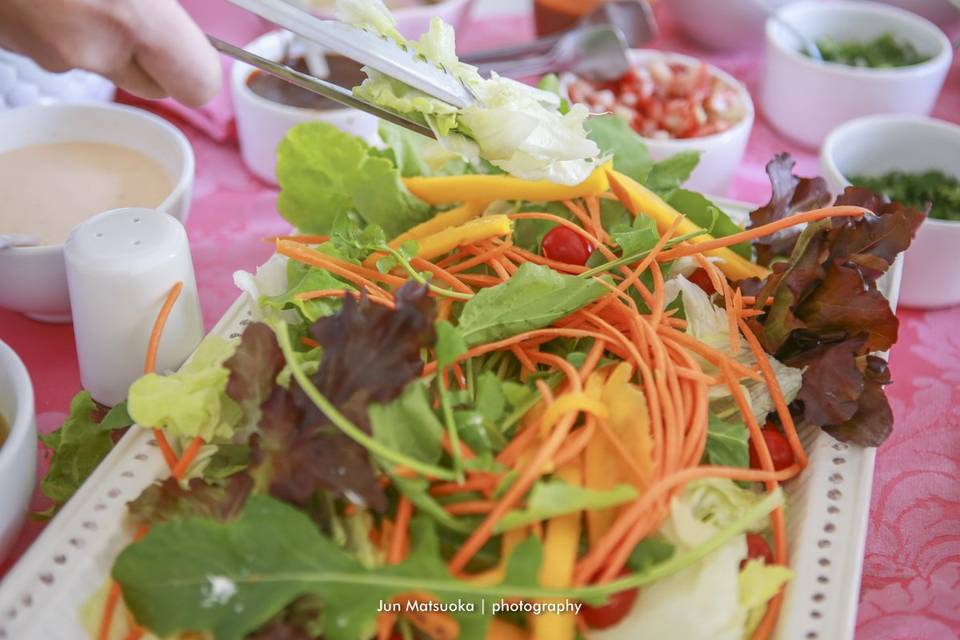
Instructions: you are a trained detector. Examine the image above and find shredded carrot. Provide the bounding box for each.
[389,498,413,564]
[657,206,868,260]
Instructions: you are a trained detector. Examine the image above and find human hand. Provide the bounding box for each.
[0,0,221,106]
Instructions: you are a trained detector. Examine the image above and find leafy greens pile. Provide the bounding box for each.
[744,154,925,445]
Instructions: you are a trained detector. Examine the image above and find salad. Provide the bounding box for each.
[33,3,925,640]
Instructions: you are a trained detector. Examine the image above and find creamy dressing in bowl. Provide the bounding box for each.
[0,142,172,246]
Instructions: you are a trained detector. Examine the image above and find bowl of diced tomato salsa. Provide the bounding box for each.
[563,50,754,195]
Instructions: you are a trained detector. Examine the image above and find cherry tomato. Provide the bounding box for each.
[581,569,638,629]
[741,532,775,569]
[541,226,593,266]
[687,268,716,295]
[749,425,795,471]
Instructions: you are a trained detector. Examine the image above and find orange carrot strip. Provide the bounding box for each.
[171,436,204,480]
[444,500,495,515]
[657,206,868,260]
[388,497,413,564]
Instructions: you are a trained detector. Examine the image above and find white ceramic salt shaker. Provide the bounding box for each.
[64,208,204,406]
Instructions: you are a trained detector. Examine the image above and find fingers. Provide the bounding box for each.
[107,58,166,101]
[132,0,222,106]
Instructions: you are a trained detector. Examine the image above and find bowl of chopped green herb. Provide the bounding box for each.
[821,114,960,308]
[762,0,952,149]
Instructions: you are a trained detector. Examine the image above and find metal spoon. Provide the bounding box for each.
[462,0,656,65]
[472,25,632,82]
[0,234,41,250]
[755,0,822,60]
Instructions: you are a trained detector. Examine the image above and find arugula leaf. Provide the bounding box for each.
[276,122,430,237]
[668,189,752,260]
[97,401,133,432]
[703,413,749,469]
[610,211,659,258]
[457,263,608,346]
[474,372,506,424]
[39,391,116,507]
[584,114,652,183]
[496,480,637,532]
[114,496,543,640]
[626,535,676,573]
[369,380,444,465]
[435,320,467,367]
[646,152,700,196]
[262,260,354,323]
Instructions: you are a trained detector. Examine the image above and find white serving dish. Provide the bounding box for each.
[0,340,37,563]
[820,114,960,310]
[232,29,380,186]
[0,197,900,640]
[563,50,755,196]
[761,0,952,149]
[0,104,195,323]
[667,0,800,52]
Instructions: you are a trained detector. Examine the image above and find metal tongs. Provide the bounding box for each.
[211,0,480,138]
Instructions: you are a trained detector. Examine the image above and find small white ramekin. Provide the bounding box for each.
[564,49,755,196]
[667,0,800,52]
[232,29,381,186]
[762,0,952,149]
[0,339,36,562]
[820,114,960,309]
[0,104,194,323]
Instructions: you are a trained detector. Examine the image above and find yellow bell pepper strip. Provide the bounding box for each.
[533,462,582,640]
[403,163,612,206]
[486,619,529,640]
[415,215,514,262]
[389,200,490,249]
[606,169,771,282]
[584,363,654,547]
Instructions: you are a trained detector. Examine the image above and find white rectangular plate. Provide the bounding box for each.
[0,199,900,640]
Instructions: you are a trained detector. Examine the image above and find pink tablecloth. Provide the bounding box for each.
[2,3,960,638]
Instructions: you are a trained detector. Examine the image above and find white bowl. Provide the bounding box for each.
[667,0,800,51]
[762,0,952,149]
[0,104,194,323]
[563,50,755,195]
[820,114,960,309]
[868,0,960,28]
[232,30,381,186]
[0,340,36,562]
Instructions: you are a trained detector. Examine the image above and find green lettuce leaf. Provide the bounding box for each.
[39,391,117,507]
[276,122,430,237]
[457,263,608,346]
[128,337,243,442]
[646,152,700,196]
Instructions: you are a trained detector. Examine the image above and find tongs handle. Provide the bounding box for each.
[227,0,476,108]
[210,36,435,138]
